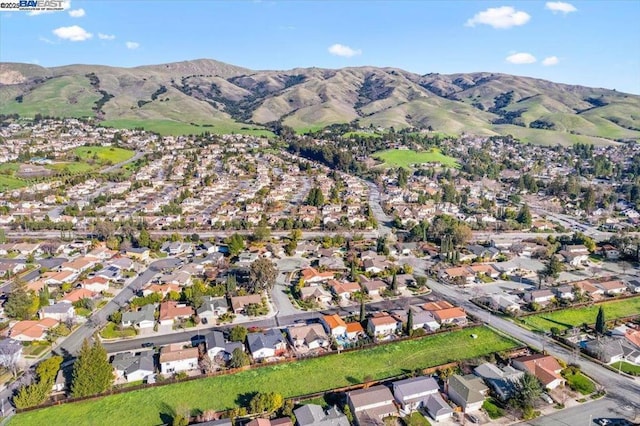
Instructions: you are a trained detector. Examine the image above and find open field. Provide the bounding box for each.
[520,297,640,332]
[99,119,273,137]
[45,162,94,174]
[0,175,28,191]
[373,148,459,168]
[74,146,135,164]
[10,327,518,426]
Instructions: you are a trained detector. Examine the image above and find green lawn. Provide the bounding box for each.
[482,398,505,419]
[45,162,94,174]
[561,369,596,395]
[610,361,640,376]
[404,411,432,426]
[99,119,273,137]
[74,146,135,164]
[373,149,459,168]
[0,175,28,191]
[99,323,137,340]
[10,327,518,426]
[520,297,640,332]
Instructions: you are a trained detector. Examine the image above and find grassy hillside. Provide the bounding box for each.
[1,60,639,144]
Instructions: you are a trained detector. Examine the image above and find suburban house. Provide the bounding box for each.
[447,374,489,412]
[126,247,151,262]
[205,331,243,361]
[347,385,397,426]
[142,283,180,298]
[553,285,575,301]
[433,307,467,327]
[327,280,361,301]
[573,280,604,298]
[230,294,263,314]
[39,302,75,322]
[80,276,110,293]
[9,318,59,341]
[346,322,365,340]
[322,314,348,337]
[559,244,589,267]
[122,304,156,330]
[423,393,453,422]
[584,339,625,364]
[159,344,199,375]
[596,280,627,296]
[287,324,330,352]
[112,351,155,383]
[294,404,350,426]
[473,362,524,401]
[247,328,287,360]
[61,288,97,304]
[301,268,335,285]
[600,244,620,260]
[367,314,401,338]
[512,354,565,389]
[196,296,229,324]
[300,286,333,305]
[481,294,522,314]
[158,301,194,326]
[361,279,387,297]
[408,306,441,332]
[524,290,555,305]
[392,376,440,412]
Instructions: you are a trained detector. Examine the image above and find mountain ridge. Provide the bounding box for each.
[1,59,639,145]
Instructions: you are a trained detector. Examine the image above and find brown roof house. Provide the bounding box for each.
[347,385,397,426]
[512,354,565,390]
[159,343,199,376]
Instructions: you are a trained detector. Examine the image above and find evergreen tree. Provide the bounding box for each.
[71,338,113,397]
[137,228,151,248]
[397,167,408,188]
[516,204,533,227]
[390,272,397,291]
[359,295,366,322]
[595,306,606,335]
[406,308,414,336]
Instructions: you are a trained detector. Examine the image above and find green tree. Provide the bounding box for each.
[544,255,564,280]
[230,347,250,368]
[226,233,245,257]
[229,325,248,342]
[406,308,414,336]
[5,282,38,320]
[137,228,151,248]
[516,204,533,227]
[71,338,113,397]
[510,372,543,410]
[305,187,325,207]
[249,392,284,414]
[253,226,270,242]
[397,167,408,188]
[595,306,606,335]
[13,356,63,409]
[249,258,277,292]
[359,295,366,322]
[390,272,397,292]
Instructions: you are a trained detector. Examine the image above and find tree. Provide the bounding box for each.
[5,282,37,320]
[438,367,455,393]
[252,226,270,242]
[305,187,325,207]
[406,308,414,336]
[510,372,543,410]
[595,306,606,335]
[230,347,250,368]
[359,295,366,322]
[249,392,284,414]
[516,204,532,228]
[13,356,62,409]
[229,325,248,342]
[544,255,564,280]
[226,233,245,257]
[397,167,408,188]
[137,228,151,248]
[290,229,302,242]
[249,258,277,292]
[390,272,397,292]
[71,338,113,397]
[451,223,472,246]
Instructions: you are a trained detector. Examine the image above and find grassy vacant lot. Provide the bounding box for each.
[10,327,517,426]
[0,175,28,191]
[520,297,640,332]
[610,361,640,376]
[373,149,459,168]
[74,146,135,164]
[99,119,273,137]
[45,162,94,174]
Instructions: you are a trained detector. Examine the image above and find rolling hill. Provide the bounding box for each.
[1,59,639,144]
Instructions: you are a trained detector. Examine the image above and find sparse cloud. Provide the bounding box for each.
[38,36,56,45]
[506,52,537,64]
[52,25,92,42]
[542,56,560,66]
[125,41,140,49]
[98,33,116,40]
[277,25,296,30]
[465,6,530,29]
[545,2,577,14]
[28,0,70,15]
[69,8,85,18]
[328,43,361,58]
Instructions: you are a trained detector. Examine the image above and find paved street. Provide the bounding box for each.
[53,257,181,357]
[526,397,639,425]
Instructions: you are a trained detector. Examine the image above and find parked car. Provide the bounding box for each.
[141,342,154,348]
[467,414,480,424]
[541,393,553,404]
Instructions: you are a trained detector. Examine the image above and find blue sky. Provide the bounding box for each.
[1,1,639,93]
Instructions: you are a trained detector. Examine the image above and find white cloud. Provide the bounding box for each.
[52,25,92,42]
[68,8,85,18]
[506,52,537,64]
[545,2,577,14]
[328,43,361,58]
[28,0,70,15]
[542,56,560,66]
[38,36,56,44]
[465,6,530,29]
[98,33,116,40]
[125,41,140,49]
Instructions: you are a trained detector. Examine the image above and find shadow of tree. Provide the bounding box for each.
[158,401,176,425]
[236,391,258,408]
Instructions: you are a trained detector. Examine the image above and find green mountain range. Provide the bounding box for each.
[1,59,639,144]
